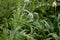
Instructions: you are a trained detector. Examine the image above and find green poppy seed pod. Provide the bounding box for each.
[28,13,33,20]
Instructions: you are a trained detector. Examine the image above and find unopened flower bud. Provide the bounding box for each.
[28,13,33,20]
[24,0,29,3]
[52,0,57,7]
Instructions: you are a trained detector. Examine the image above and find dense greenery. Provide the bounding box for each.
[0,0,60,40]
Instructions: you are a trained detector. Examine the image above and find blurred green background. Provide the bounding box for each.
[0,0,60,40]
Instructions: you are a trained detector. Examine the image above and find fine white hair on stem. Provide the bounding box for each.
[24,9,30,13]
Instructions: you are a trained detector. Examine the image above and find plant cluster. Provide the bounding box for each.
[0,0,60,40]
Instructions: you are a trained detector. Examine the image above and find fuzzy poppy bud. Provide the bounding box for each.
[52,0,57,7]
[24,0,29,3]
[28,13,33,20]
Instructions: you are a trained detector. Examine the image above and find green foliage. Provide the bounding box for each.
[0,0,60,40]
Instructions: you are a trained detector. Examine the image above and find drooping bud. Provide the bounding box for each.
[24,0,29,3]
[28,13,33,20]
[52,0,57,7]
